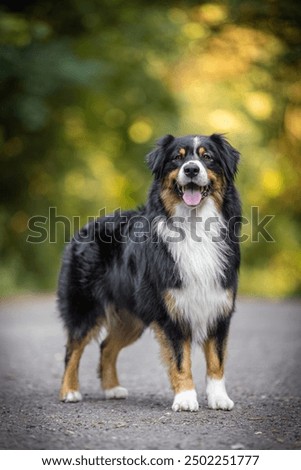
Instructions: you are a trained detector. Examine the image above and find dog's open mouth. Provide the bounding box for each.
[176,182,211,207]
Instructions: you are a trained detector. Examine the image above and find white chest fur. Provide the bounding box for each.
[157,198,232,343]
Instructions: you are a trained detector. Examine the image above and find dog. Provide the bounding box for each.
[58,133,241,412]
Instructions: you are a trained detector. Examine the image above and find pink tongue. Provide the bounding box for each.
[183,189,202,206]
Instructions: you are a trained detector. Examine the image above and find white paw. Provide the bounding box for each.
[61,390,82,403]
[172,389,199,412]
[208,394,234,410]
[206,377,234,410]
[104,386,128,399]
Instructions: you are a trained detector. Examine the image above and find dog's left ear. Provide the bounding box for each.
[146,134,175,179]
[210,134,240,182]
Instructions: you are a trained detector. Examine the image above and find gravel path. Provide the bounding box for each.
[0,295,300,450]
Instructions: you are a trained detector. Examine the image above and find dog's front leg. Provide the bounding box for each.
[203,331,234,411]
[152,323,198,412]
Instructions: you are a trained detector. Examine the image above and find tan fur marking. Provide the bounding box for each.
[207,169,225,210]
[152,323,194,394]
[226,289,234,312]
[100,338,121,390]
[164,291,177,316]
[203,337,227,380]
[198,146,206,156]
[163,291,189,331]
[60,327,99,399]
[161,168,181,216]
[179,147,186,157]
[100,307,144,391]
[219,289,234,316]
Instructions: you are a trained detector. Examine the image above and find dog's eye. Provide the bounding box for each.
[202,153,213,162]
[174,148,186,160]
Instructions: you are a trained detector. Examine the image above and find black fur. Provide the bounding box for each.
[58,134,241,368]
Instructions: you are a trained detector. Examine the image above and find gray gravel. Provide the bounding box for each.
[0,295,300,450]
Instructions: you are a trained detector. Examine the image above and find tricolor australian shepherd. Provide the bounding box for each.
[58,133,241,412]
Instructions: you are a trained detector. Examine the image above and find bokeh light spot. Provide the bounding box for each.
[245,92,273,120]
[181,22,206,40]
[10,211,28,233]
[198,4,227,25]
[128,120,153,143]
[208,109,240,131]
[285,107,301,140]
[261,168,284,197]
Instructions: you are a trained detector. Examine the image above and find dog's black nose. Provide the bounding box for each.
[183,163,200,178]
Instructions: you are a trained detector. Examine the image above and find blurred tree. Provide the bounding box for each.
[164,0,301,297]
[0,0,300,297]
[0,0,180,293]
[230,0,301,296]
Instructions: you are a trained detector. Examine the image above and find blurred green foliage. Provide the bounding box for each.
[0,0,300,298]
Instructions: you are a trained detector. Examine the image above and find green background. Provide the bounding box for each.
[1,0,300,298]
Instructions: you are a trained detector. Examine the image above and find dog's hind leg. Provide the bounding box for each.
[60,327,98,403]
[99,308,144,399]
[60,336,87,402]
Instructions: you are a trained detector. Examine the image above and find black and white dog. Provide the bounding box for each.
[58,133,241,412]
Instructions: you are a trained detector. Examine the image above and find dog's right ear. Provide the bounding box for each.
[146,134,175,179]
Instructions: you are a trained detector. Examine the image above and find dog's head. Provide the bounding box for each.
[147,134,240,213]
